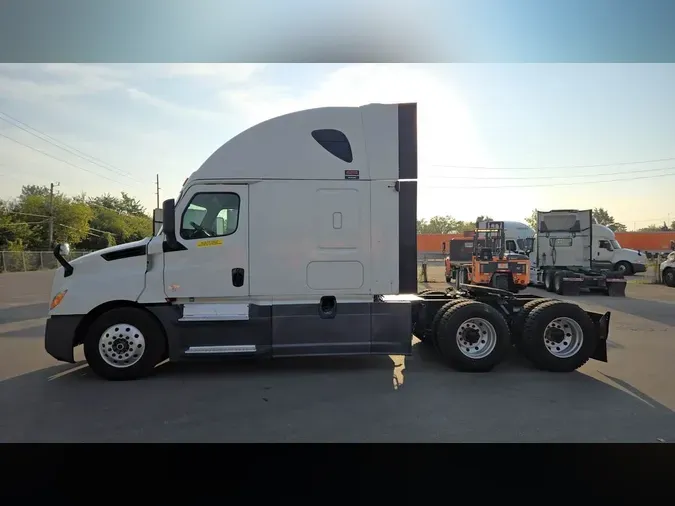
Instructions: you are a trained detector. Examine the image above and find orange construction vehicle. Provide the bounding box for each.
[450,221,530,292]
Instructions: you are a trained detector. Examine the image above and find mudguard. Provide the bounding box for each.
[589,311,611,362]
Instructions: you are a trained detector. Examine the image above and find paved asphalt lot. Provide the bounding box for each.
[1,270,674,442]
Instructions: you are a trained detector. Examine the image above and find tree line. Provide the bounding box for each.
[418,208,675,234]
[0,184,152,251]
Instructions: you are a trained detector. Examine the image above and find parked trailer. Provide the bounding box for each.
[45,103,613,381]
[529,209,627,297]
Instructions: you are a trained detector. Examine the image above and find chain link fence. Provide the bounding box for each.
[0,250,93,273]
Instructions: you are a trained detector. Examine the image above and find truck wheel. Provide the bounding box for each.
[426,299,466,347]
[553,271,565,294]
[435,300,511,372]
[663,268,675,287]
[83,306,167,381]
[520,300,597,372]
[511,298,557,345]
[544,271,555,292]
[614,261,633,275]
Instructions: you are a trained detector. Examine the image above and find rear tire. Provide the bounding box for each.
[511,298,556,346]
[426,299,466,347]
[520,300,597,372]
[435,300,511,372]
[544,270,555,292]
[83,306,167,381]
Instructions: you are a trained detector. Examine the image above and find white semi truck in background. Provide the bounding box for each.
[45,103,614,381]
[528,209,628,296]
[501,220,645,276]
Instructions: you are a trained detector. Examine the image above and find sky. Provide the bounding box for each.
[1,62,675,230]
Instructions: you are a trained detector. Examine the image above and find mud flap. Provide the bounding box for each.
[606,278,627,297]
[561,277,583,296]
[590,311,611,362]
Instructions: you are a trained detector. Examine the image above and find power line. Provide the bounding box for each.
[0,131,134,187]
[431,156,675,171]
[419,169,675,189]
[0,111,146,184]
[422,165,675,180]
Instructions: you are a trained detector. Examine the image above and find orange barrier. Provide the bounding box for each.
[615,232,675,252]
[418,231,675,253]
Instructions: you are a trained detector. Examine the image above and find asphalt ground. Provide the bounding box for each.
[0,270,673,442]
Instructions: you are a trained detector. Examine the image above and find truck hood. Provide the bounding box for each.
[70,237,151,265]
[621,248,645,262]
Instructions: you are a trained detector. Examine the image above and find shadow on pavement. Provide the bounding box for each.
[0,323,46,339]
[1,343,674,443]
[0,303,47,325]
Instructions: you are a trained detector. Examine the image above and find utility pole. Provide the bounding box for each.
[48,182,60,248]
[155,174,161,210]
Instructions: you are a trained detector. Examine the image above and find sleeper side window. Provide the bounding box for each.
[311,129,353,163]
[180,192,240,240]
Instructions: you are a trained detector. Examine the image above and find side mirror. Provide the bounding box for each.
[153,208,163,235]
[59,243,71,257]
[162,198,178,249]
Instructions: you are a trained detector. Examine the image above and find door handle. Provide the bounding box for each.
[232,268,245,287]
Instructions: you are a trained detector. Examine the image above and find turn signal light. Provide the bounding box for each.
[50,290,68,310]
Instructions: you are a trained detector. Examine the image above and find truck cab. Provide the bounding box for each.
[502,221,535,255]
[593,224,646,275]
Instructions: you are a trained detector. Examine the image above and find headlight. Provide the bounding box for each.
[50,290,68,310]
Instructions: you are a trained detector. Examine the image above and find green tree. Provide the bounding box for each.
[524,210,537,230]
[592,207,626,232]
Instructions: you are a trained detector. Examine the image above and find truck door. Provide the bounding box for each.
[163,184,249,299]
[595,238,613,267]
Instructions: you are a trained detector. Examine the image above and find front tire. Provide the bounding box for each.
[83,306,167,381]
[664,268,675,287]
[614,261,633,275]
[435,300,511,372]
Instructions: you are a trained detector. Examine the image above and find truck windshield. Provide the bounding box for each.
[610,239,621,249]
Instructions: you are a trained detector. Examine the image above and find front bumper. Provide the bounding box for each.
[45,315,84,363]
[632,263,647,274]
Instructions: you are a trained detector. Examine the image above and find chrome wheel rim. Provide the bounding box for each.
[544,317,583,359]
[456,317,497,359]
[98,323,145,368]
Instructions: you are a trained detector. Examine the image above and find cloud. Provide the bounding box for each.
[218,63,494,171]
[160,63,266,83]
[125,87,223,122]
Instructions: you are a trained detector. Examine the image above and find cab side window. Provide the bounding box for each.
[180,192,240,240]
[505,240,517,251]
[598,239,613,251]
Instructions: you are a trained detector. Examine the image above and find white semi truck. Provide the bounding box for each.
[528,209,628,296]
[45,103,613,381]
[591,223,646,275]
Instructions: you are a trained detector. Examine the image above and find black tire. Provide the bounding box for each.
[435,300,511,372]
[664,268,675,287]
[520,300,597,372]
[544,270,555,292]
[83,306,167,381]
[511,298,557,345]
[614,261,633,276]
[553,271,565,295]
[426,299,467,347]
